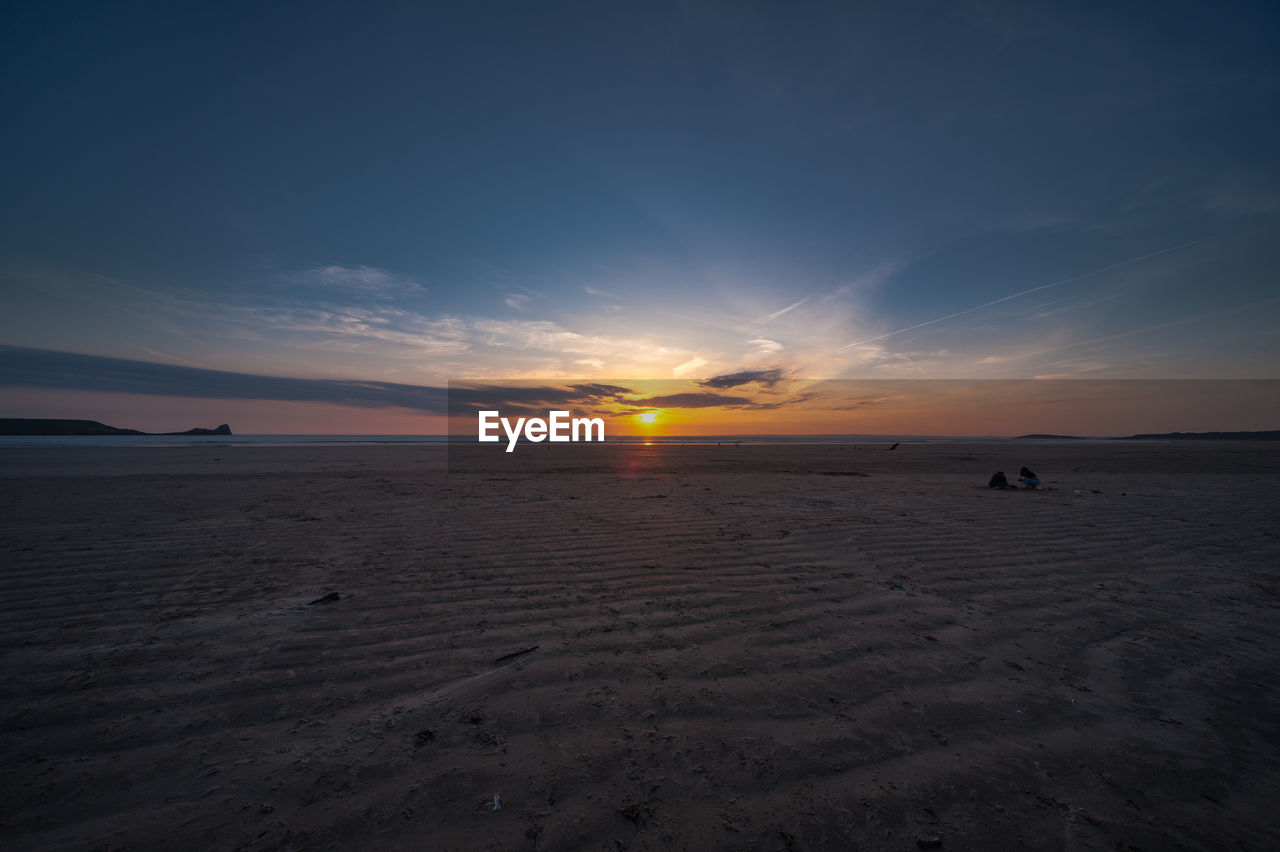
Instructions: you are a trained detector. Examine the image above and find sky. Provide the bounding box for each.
[1,1,1277,434]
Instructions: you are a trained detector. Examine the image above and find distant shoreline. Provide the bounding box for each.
[1111,430,1280,441]
[0,418,231,437]
[0,431,1277,450]
[1,419,1277,444]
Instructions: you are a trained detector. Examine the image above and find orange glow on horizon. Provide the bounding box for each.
[442,379,1280,439]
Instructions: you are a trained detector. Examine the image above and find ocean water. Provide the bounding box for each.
[0,433,1031,448]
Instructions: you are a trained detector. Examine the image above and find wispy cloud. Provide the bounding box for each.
[672,356,709,377]
[206,303,472,354]
[465,318,701,375]
[749,338,783,356]
[835,237,1215,354]
[162,291,703,378]
[311,264,426,295]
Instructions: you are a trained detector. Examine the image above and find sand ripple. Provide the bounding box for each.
[1,443,1278,849]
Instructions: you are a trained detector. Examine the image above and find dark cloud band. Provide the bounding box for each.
[0,346,451,412]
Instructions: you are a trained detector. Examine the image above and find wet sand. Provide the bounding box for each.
[1,442,1278,850]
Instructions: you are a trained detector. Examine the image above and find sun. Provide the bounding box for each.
[636,411,659,425]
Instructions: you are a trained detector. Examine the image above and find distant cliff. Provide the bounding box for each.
[166,424,233,436]
[0,419,232,436]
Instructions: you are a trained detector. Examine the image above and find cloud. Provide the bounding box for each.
[307,265,425,296]
[505,294,532,311]
[1,255,971,386]
[445,382,829,418]
[700,368,786,388]
[626,392,755,409]
[184,295,701,377]
[445,381,636,417]
[0,346,450,412]
[465,318,700,373]
[569,383,635,397]
[170,298,473,356]
[825,398,884,411]
[449,380,830,417]
[672,356,709,377]
[584,286,620,299]
[834,237,1214,354]
[749,338,783,355]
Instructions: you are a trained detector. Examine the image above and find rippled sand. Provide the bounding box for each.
[2,442,1278,850]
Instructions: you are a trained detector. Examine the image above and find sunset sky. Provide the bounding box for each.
[2,2,1277,434]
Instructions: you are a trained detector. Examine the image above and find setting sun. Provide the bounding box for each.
[637,411,659,425]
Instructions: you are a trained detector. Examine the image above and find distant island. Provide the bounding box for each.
[1114,430,1280,441]
[0,419,232,436]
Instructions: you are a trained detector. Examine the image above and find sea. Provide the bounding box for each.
[0,434,1051,448]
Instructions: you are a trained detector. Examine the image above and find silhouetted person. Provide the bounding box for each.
[988,471,1009,489]
[1019,466,1040,489]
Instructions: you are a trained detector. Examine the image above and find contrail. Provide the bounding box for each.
[835,235,1215,353]
[762,297,808,323]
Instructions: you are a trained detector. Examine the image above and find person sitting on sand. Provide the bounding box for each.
[988,471,1009,489]
[1019,466,1040,489]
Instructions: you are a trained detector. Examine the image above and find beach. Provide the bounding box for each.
[1,441,1278,850]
